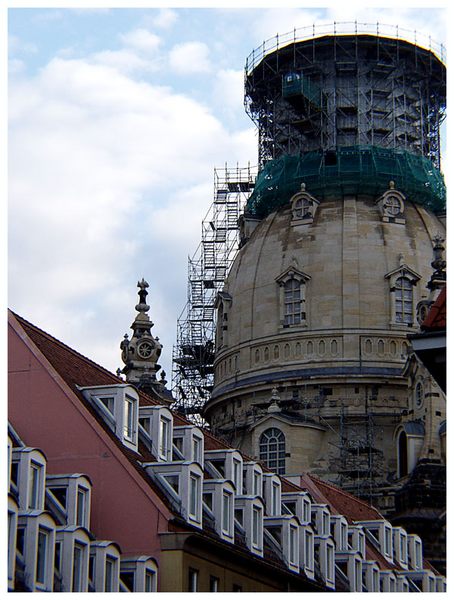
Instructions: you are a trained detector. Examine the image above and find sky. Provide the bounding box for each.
[7,3,448,383]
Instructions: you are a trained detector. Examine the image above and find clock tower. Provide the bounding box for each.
[120,279,164,392]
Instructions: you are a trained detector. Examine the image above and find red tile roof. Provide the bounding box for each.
[422,286,446,331]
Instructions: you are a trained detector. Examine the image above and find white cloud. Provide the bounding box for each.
[147,8,178,30]
[119,28,161,54]
[91,48,156,74]
[169,41,212,75]
[8,50,254,376]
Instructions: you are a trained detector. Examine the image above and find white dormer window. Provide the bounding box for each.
[408,534,423,569]
[315,536,335,588]
[80,385,140,451]
[203,480,235,543]
[331,515,348,550]
[311,504,330,536]
[393,527,408,567]
[235,496,264,556]
[302,526,315,578]
[282,491,311,524]
[362,561,380,592]
[242,462,263,497]
[18,512,56,592]
[145,461,203,529]
[55,527,90,592]
[265,515,300,572]
[380,571,397,592]
[89,541,121,593]
[355,520,393,561]
[138,405,173,461]
[348,525,366,559]
[263,473,282,516]
[13,447,47,512]
[46,474,92,529]
[120,557,158,592]
[173,425,204,466]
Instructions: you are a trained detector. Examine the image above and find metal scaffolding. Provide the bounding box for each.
[172,165,256,419]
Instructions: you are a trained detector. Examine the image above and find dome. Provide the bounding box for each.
[206,187,444,416]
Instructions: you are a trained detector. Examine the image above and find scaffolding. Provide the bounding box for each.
[335,409,385,504]
[244,25,446,172]
[172,165,256,419]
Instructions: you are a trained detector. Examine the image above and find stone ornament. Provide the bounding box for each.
[290,183,320,224]
[376,181,406,223]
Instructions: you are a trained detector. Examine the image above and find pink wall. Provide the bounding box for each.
[9,320,172,562]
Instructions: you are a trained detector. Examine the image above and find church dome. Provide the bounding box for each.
[205,185,444,425]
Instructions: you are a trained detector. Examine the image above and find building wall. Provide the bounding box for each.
[8,321,170,562]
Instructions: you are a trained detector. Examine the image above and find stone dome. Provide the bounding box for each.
[204,188,444,495]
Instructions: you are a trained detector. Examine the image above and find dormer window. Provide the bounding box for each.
[173,425,204,466]
[13,447,47,512]
[120,557,158,592]
[408,534,423,569]
[46,474,91,529]
[355,520,393,561]
[263,473,282,516]
[79,385,140,451]
[243,462,263,497]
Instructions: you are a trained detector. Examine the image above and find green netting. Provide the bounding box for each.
[246,146,446,218]
[282,73,322,107]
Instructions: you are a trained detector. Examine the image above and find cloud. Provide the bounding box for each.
[169,41,212,74]
[8,50,255,376]
[147,8,178,30]
[119,28,161,54]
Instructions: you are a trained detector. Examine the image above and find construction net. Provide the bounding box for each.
[246,146,446,218]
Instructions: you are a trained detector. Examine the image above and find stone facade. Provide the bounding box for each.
[205,190,446,518]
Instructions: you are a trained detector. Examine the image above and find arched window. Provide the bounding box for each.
[394,277,413,324]
[259,428,286,475]
[398,431,408,478]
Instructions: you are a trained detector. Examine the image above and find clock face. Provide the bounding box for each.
[137,341,154,359]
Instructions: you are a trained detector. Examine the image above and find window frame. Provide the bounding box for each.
[259,428,286,475]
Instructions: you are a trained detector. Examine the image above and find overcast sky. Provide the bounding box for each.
[8,4,447,382]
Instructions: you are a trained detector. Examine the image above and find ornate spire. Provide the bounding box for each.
[120,279,162,391]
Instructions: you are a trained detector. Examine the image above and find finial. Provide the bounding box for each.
[431,234,446,273]
[398,253,405,266]
[268,387,281,413]
[135,278,150,313]
[389,180,395,189]
[300,182,306,192]
[160,370,168,387]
